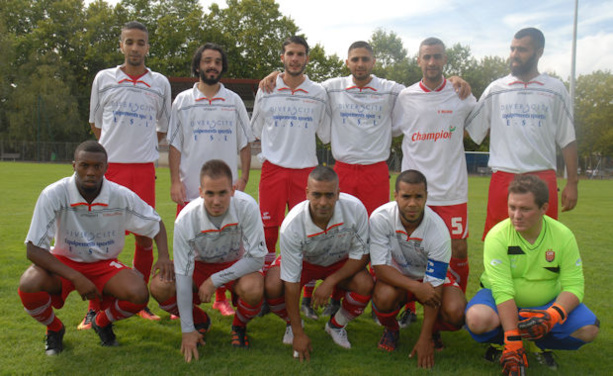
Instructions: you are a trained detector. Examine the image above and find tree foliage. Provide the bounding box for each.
[0,0,610,161]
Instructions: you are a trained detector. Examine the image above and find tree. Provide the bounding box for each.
[369,28,420,86]
[574,70,613,170]
[205,0,299,79]
[305,44,345,82]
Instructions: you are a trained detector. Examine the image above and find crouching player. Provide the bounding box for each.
[150,160,266,362]
[465,175,599,374]
[264,166,373,361]
[18,141,173,355]
[370,170,466,369]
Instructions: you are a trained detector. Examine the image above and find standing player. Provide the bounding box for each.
[465,175,598,374]
[370,170,466,369]
[465,27,578,239]
[392,37,476,293]
[167,42,253,316]
[88,20,172,323]
[264,166,373,360]
[251,36,330,275]
[18,141,173,355]
[259,41,471,318]
[150,160,266,362]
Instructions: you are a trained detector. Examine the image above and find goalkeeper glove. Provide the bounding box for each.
[500,329,527,376]
[518,303,567,340]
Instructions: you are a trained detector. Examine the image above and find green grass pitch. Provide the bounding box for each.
[0,161,611,375]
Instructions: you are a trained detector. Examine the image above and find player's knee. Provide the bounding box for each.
[441,303,465,327]
[465,305,498,334]
[572,324,599,343]
[451,239,468,259]
[238,274,264,303]
[353,271,374,296]
[18,265,49,293]
[372,286,397,312]
[150,274,176,302]
[264,267,283,299]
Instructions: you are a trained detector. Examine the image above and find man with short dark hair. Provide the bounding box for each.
[465,175,598,374]
[167,42,254,316]
[150,159,266,362]
[392,37,476,295]
[264,166,372,360]
[18,141,172,355]
[370,169,466,369]
[466,27,579,239]
[88,20,172,323]
[251,36,330,275]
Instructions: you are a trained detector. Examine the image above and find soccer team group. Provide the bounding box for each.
[17,20,600,374]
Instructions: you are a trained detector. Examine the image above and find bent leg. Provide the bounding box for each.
[233,272,264,327]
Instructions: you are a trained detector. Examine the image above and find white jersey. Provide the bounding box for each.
[251,76,330,168]
[89,66,172,163]
[279,193,369,283]
[173,191,266,278]
[392,79,476,205]
[370,203,451,287]
[465,73,575,173]
[25,175,161,263]
[167,83,253,201]
[323,75,404,164]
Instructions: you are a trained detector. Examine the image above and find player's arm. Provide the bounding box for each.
[176,274,204,362]
[561,141,578,212]
[497,299,528,376]
[285,280,312,362]
[373,264,440,308]
[236,144,251,191]
[447,76,471,100]
[26,242,101,301]
[152,220,174,282]
[313,254,370,309]
[410,284,442,369]
[169,145,186,205]
[89,122,101,140]
[258,71,281,93]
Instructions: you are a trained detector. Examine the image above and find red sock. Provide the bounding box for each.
[193,305,209,325]
[405,301,416,313]
[450,257,469,293]
[332,288,343,301]
[373,305,400,331]
[87,299,101,312]
[18,289,63,331]
[303,281,316,299]
[158,296,180,316]
[97,299,147,326]
[133,244,154,283]
[333,291,370,326]
[267,296,289,322]
[215,286,228,302]
[233,298,263,326]
[263,227,278,272]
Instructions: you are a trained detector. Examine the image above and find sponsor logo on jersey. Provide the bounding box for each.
[411,126,456,142]
[490,259,502,266]
[545,249,555,262]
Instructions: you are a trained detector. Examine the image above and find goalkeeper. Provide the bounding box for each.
[465,175,598,374]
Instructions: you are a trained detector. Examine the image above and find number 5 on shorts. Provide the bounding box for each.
[451,217,463,236]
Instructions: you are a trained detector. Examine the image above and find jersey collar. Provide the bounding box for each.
[419,78,447,92]
[303,200,345,238]
[68,174,110,211]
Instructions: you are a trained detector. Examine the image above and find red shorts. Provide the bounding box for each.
[483,170,558,239]
[429,203,469,240]
[106,162,156,208]
[271,256,348,287]
[53,255,130,309]
[334,161,389,215]
[258,161,314,228]
[176,202,189,217]
[192,260,238,305]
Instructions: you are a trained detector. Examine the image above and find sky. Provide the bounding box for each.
[94,0,613,79]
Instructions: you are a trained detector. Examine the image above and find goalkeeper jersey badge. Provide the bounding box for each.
[545,250,555,262]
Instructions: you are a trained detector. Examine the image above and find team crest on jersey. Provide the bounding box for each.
[545,250,555,262]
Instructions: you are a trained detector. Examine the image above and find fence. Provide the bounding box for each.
[1,140,82,162]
